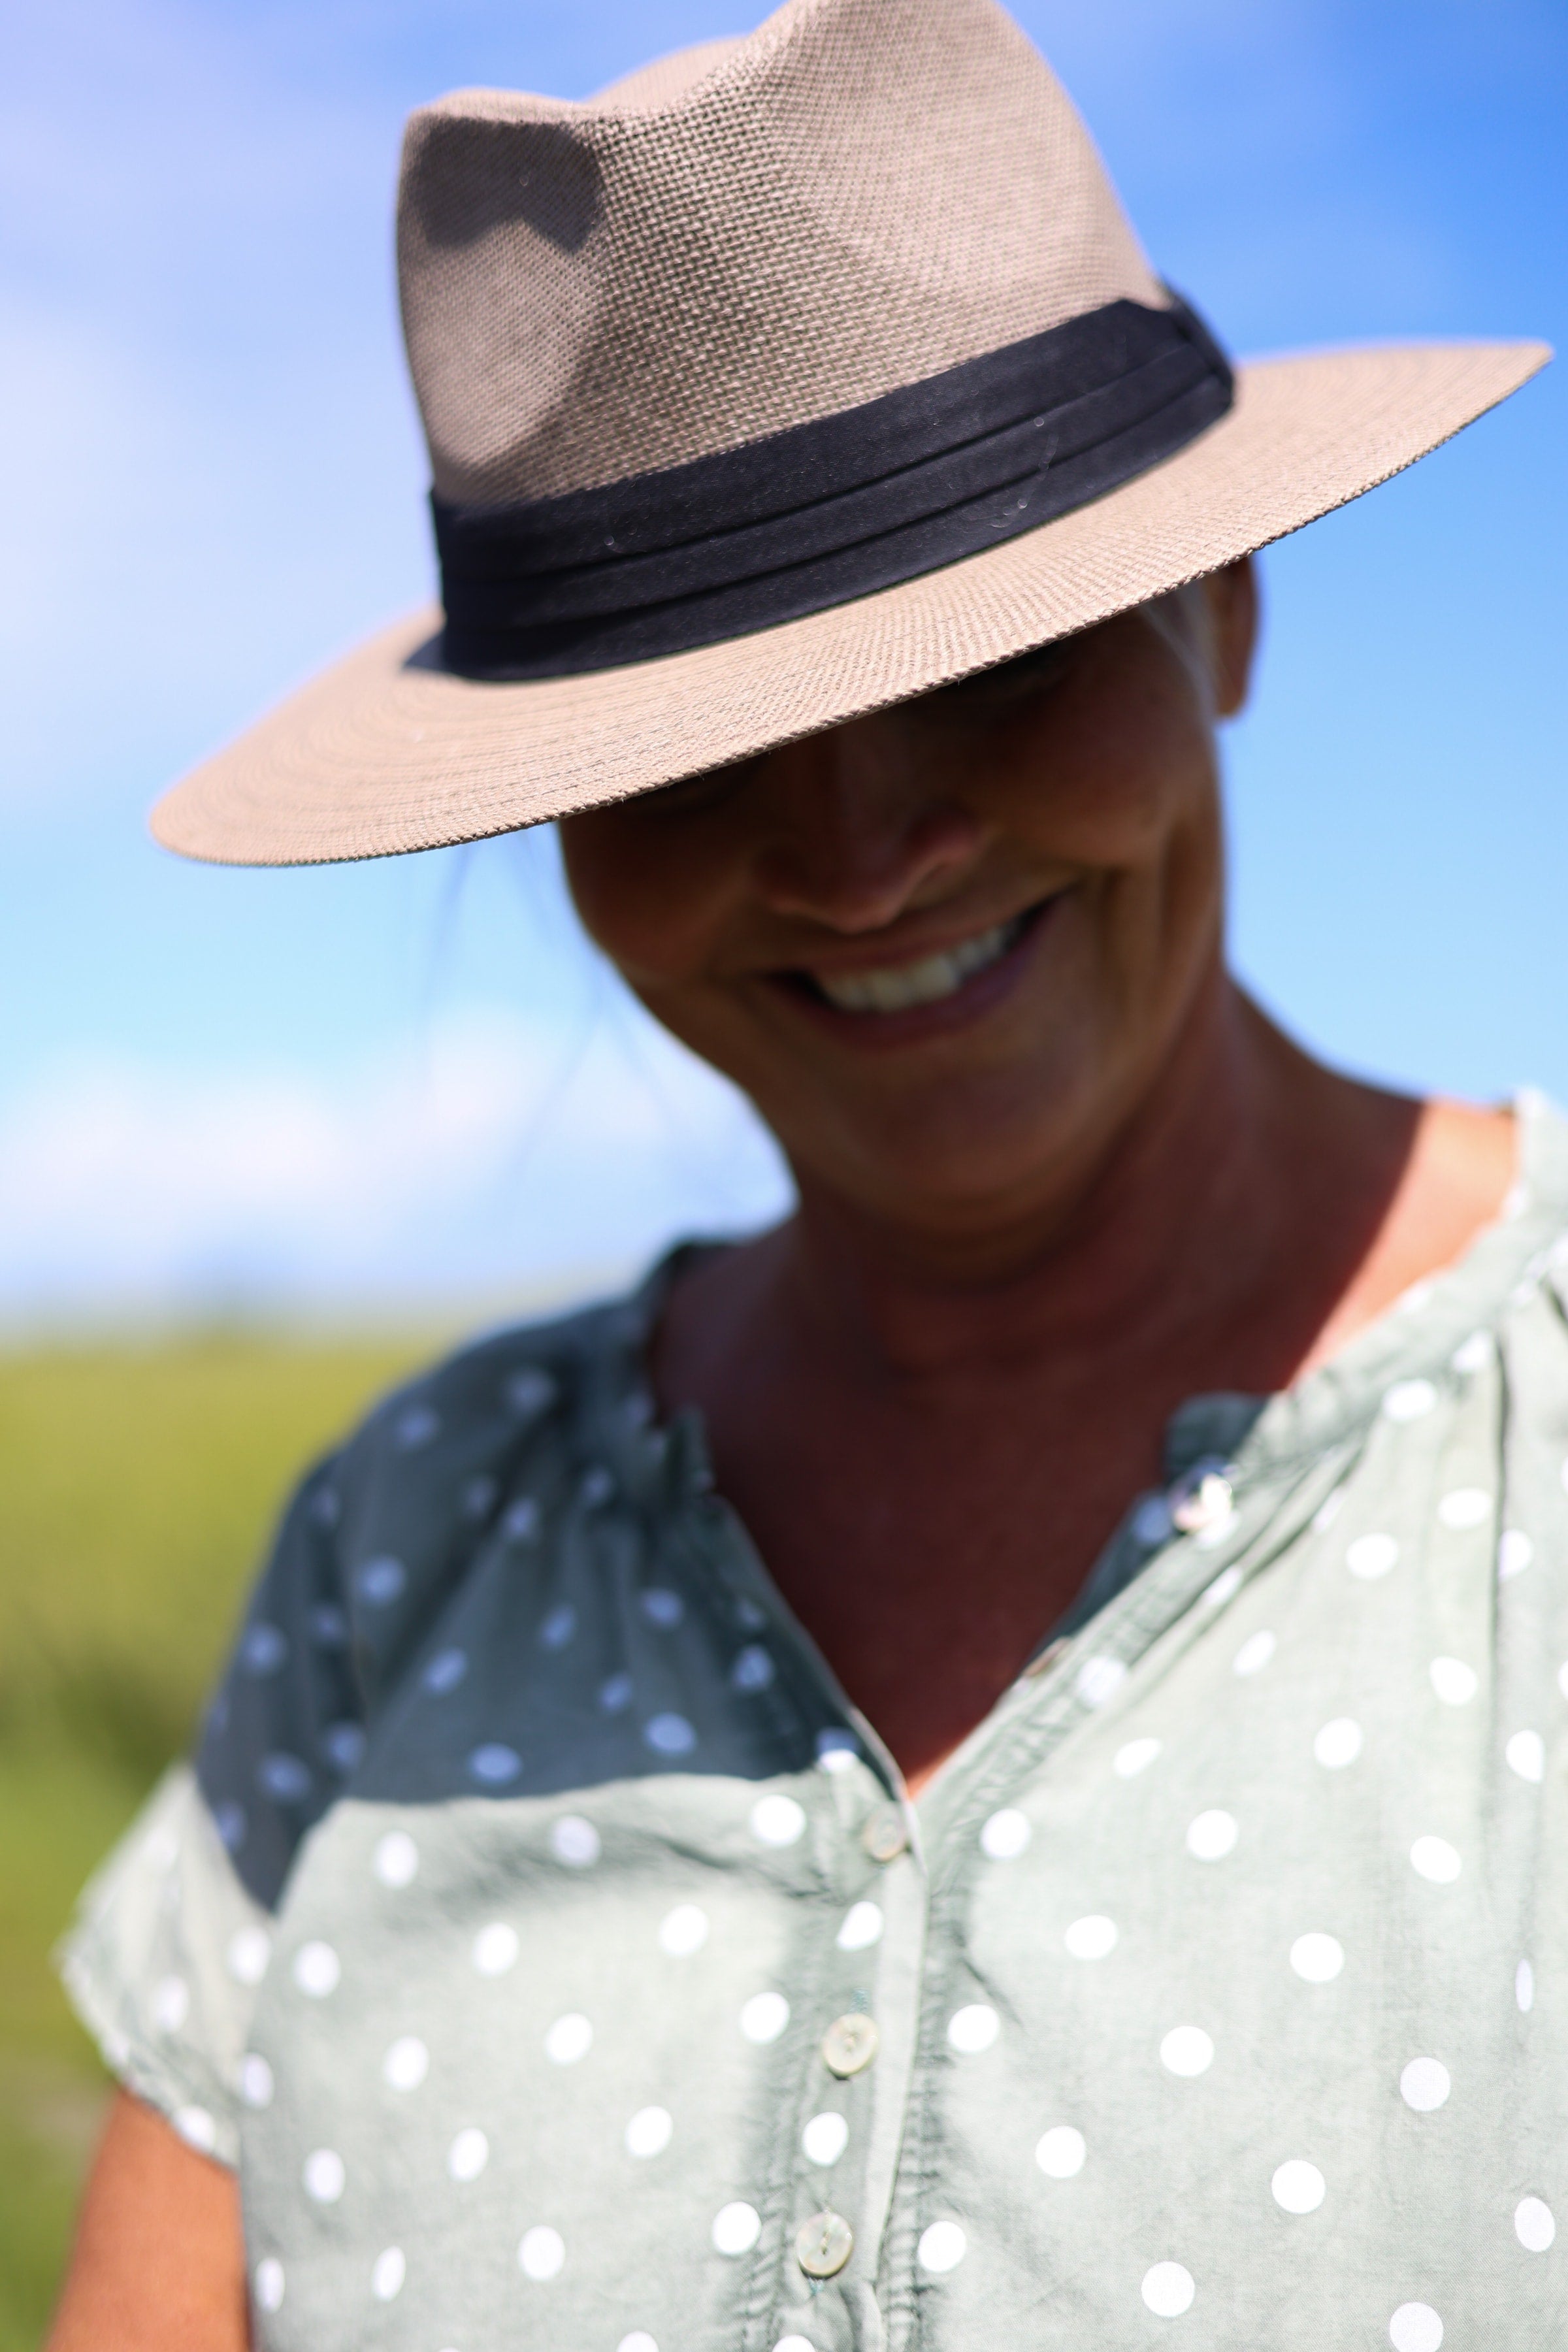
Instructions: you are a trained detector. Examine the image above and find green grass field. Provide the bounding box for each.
[0,1335,430,2348]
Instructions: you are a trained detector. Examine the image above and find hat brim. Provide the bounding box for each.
[152,338,1548,867]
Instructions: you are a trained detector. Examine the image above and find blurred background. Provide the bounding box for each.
[1,0,1563,2334]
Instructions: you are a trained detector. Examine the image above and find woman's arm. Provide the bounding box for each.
[47,2091,249,2352]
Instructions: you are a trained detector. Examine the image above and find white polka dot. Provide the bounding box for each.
[625,2106,673,2159]
[732,1644,776,1691]
[1132,1495,1175,1545]
[395,1403,439,1449]
[836,1901,884,1952]
[947,2004,1000,2053]
[292,1941,340,1998]
[1347,1533,1399,1580]
[372,1830,419,1888]
[580,1465,615,1508]
[1498,1529,1534,1582]
[1561,1456,1568,1499]
[1200,1565,1243,1607]
[141,1823,179,1871]
[469,1742,522,1784]
[240,1623,287,1676]
[448,2127,489,2181]
[740,1991,790,2044]
[1232,1630,1275,1677]
[356,1555,406,1606]
[1314,1718,1364,1769]
[1075,1654,1127,1707]
[1389,2301,1443,2352]
[539,1602,577,1650]
[518,2225,566,2281]
[1160,2026,1215,2077]
[980,1808,1032,1859]
[550,1814,601,1867]
[750,1794,807,1846]
[645,1712,697,1757]
[225,1926,270,1987]
[1383,1379,1437,1423]
[640,1586,684,1628]
[1451,1329,1492,1374]
[619,2336,660,2352]
[152,1974,189,2033]
[1035,2125,1086,2178]
[1290,1933,1345,1984]
[772,2340,815,2352]
[253,2256,285,2313]
[1313,1488,1346,1531]
[1186,1809,1238,1861]
[503,1496,541,1541]
[472,1921,518,1976]
[712,2202,762,2257]
[802,2111,849,2166]
[1113,1737,1162,1778]
[1411,1836,1462,1884]
[1399,2057,1451,2112]
[1429,1658,1477,1706]
[303,2148,346,2203]
[1064,1914,1118,1960]
[1515,2195,1556,2251]
[258,1752,312,1803]
[370,2246,405,2302]
[383,2035,429,2091]
[815,1729,858,1771]
[1271,2160,1326,2213]
[1507,1729,1545,1782]
[1194,1507,1238,1550]
[1516,1958,1535,2012]
[917,2221,967,2274]
[1437,1486,1491,1531]
[423,1646,467,1694]
[544,2013,593,2065]
[174,2105,217,2153]
[1141,2261,1195,2317]
[240,2053,274,2108]
[505,1367,557,1418]
[463,1474,498,1519]
[323,1722,365,1774]
[658,1903,710,1956]
[600,1671,634,1712]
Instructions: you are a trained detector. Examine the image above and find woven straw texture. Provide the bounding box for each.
[151,0,1549,867]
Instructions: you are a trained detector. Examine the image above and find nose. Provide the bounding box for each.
[751,715,983,935]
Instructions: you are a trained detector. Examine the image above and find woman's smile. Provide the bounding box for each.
[775,898,1055,1037]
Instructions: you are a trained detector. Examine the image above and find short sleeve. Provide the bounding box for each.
[57,1763,273,2168]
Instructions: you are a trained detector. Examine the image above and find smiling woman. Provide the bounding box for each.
[46,1,1564,2348]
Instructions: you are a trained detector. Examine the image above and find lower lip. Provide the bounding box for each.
[770,898,1060,1049]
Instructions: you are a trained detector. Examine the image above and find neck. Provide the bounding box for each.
[763,968,1416,1392]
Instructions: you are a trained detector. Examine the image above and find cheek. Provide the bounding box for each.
[996,647,1217,872]
[558,814,730,989]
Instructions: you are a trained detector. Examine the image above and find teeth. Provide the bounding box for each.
[813,915,1024,1014]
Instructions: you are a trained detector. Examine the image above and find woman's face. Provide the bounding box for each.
[560,561,1258,1249]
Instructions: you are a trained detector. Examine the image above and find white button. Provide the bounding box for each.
[821,2013,879,2077]
[795,2210,853,2279]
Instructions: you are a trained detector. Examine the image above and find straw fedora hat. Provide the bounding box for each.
[152,0,1547,868]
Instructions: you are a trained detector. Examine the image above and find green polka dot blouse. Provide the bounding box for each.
[60,1091,1568,2351]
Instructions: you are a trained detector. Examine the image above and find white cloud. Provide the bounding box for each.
[0,1005,792,1331]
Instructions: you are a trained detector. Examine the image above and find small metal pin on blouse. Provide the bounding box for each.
[821,2013,880,2078]
[796,2208,855,2278]
[1168,1456,1236,1535]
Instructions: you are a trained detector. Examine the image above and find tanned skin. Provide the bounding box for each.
[49,559,1512,2343]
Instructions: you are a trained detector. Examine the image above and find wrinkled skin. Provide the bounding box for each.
[49,561,1514,2349]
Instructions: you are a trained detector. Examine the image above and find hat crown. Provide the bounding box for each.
[397,0,1162,507]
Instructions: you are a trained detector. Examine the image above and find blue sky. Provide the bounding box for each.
[1,0,1564,1328]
